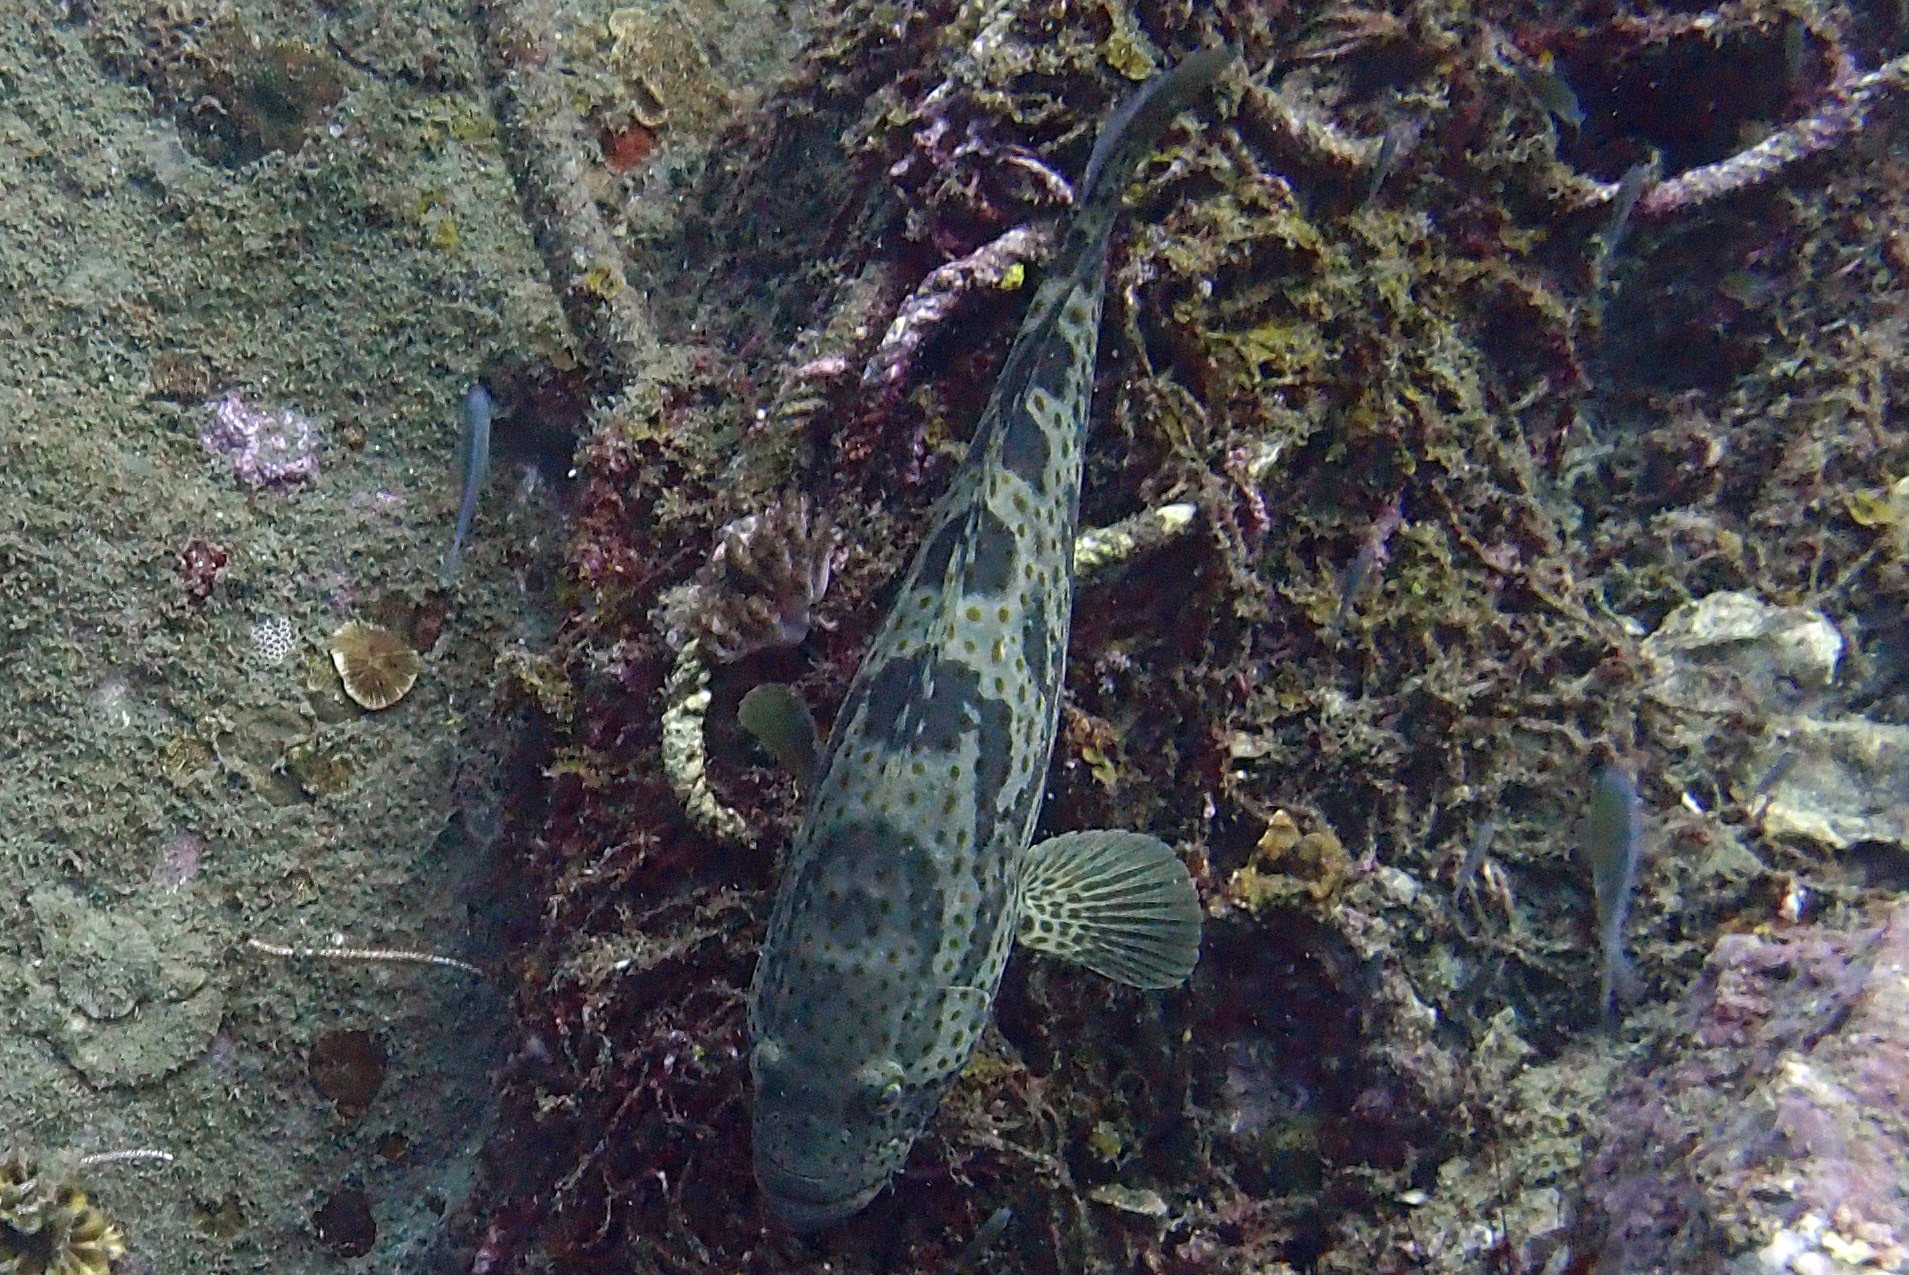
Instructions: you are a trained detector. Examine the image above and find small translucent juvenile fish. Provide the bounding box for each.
[1516,51,1584,131]
[1359,117,1421,208]
[1326,496,1403,642]
[1783,19,1809,91]
[745,49,1231,1230]
[738,683,820,786]
[1581,762,1644,1026]
[1453,817,1497,894]
[441,383,492,581]
[946,1204,1013,1272]
[1592,160,1654,286]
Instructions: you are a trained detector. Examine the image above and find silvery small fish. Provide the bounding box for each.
[1581,761,1644,1026]
[1592,160,1654,287]
[1453,817,1496,894]
[441,383,492,581]
[745,49,1232,1230]
[1519,57,1584,131]
[1359,116,1421,208]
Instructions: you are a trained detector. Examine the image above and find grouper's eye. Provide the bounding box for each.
[853,1058,906,1110]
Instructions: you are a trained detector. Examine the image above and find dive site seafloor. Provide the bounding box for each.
[2,0,1908,1272]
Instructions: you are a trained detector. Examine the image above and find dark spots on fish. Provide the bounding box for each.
[914,517,964,593]
[1062,291,1095,332]
[966,690,1017,899]
[1022,610,1053,695]
[963,504,1019,597]
[1049,297,1095,369]
[854,655,931,751]
[780,813,942,974]
[999,397,1054,488]
[916,660,981,755]
[857,651,979,759]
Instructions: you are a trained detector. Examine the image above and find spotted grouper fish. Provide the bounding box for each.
[744,48,1233,1230]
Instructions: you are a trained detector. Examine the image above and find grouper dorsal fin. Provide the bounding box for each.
[1016,830,1202,989]
[738,683,821,787]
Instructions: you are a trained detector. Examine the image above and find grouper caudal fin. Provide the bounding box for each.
[977,46,1237,454]
[1079,45,1236,209]
[1017,830,1204,989]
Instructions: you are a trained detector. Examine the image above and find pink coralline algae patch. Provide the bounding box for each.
[151,830,205,890]
[201,391,321,488]
[1582,901,1909,1272]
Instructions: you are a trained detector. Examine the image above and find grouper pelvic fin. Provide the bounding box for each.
[1017,830,1203,989]
[737,683,821,786]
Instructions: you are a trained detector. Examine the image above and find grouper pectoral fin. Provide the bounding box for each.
[1016,830,1203,989]
[738,683,821,786]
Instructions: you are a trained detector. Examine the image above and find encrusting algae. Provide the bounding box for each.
[328,621,421,711]
[0,1158,126,1275]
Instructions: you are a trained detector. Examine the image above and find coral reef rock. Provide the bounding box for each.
[1579,901,1909,1272]
[19,888,222,1086]
[1642,590,1843,713]
[686,492,837,664]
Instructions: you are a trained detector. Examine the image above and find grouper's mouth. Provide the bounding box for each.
[755,1157,883,1232]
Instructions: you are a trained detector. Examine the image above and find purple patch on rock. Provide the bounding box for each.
[1580,902,1909,1271]
[201,391,321,488]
